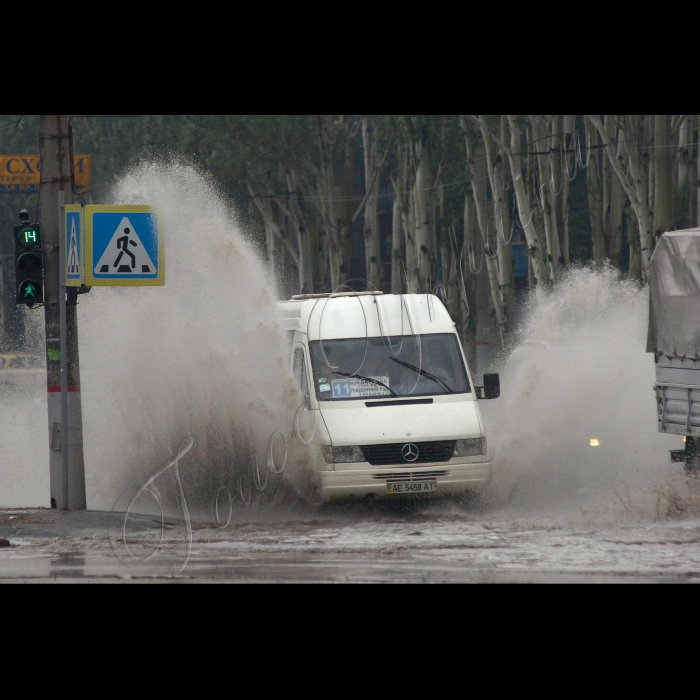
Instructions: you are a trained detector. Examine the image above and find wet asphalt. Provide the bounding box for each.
[1,505,699,583]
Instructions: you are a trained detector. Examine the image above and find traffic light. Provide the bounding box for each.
[14,209,43,306]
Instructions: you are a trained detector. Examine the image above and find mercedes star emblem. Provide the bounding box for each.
[401,443,419,462]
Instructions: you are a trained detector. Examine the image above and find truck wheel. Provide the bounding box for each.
[685,437,700,474]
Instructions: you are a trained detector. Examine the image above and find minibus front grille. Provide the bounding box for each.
[361,441,456,465]
[371,470,450,481]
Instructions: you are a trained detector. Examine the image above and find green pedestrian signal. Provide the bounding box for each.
[14,211,43,306]
[19,280,38,300]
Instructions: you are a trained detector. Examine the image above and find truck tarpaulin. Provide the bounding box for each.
[648,229,700,358]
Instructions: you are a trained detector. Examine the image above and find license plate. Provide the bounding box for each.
[387,481,437,494]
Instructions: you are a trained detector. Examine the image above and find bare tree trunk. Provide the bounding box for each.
[437,177,453,308]
[655,114,674,235]
[647,116,655,241]
[602,115,614,251]
[391,144,408,294]
[692,117,698,229]
[464,114,548,284]
[531,115,562,282]
[678,116,693,229]
[413,139,434,292]
[588,114,626,267]
[391,195,403,293]
[557,114,575,264]
[598,117,625,268]
[338,117,356,286]
[443,234,459,320]
[505,116,549,284]
[462,191,478,370]
[318,228,329,291]
[478,116,515,334]
[464,127,506,348]
[606,123,626,268]
[642,115,654,281]
[267,213,284,286]
[629,223,642,281]
[362,117,381,289]
[585,117,606,263]
[696,116,700,227]
[426,164,438,291]
[315,115,343,289]
[248,182,303,291]
[587,114,654,280]
[284,169,314,293]
[406,183,418,292]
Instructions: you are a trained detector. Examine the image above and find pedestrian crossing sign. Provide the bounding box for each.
[65,204,83,287]
[85,205,163,286]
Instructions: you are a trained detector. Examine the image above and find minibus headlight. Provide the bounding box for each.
[322,445,365,463]
[453,438,486,457]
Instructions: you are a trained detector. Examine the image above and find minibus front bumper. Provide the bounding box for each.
[318,461,490,501]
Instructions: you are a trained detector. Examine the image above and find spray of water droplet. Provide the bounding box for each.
[79,159,317,515]
[480,265,699,524]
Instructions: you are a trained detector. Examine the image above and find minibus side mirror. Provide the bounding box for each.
[477,372,500,399]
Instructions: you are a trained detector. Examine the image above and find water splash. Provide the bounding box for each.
[0,311,49,508]
[480,265,692,523]
[79,160,316,514]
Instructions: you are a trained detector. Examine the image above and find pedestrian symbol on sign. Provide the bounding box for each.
[65,206,82,285]
[68,218,79,275]
[94,216,156,276]
[113,227,137,272]
[85,205,163,286]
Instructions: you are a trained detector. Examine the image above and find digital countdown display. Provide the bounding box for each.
[16,225,41,248]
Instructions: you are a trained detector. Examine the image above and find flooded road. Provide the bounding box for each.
[2,171,699,584]
[2,502,699,582]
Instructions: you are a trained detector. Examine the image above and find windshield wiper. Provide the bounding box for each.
[387,357,455,394]
[335,372,397,397]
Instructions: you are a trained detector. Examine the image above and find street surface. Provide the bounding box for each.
[1,267,698,583]
[1,500,699,582]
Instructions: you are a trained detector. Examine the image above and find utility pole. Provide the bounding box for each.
[39,115,86,510]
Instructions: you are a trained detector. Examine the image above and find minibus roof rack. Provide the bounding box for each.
[291,291,384,300]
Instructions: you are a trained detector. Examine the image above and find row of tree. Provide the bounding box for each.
[228,115,700,355]
[1,115,698,361]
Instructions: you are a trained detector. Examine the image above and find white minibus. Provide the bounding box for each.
[275,292,499,501]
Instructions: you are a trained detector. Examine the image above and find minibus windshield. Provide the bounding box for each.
[309,333,471,400]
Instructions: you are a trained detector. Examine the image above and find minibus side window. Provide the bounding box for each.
[293,348,310,407]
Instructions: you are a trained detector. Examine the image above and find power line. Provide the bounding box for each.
[0,115,37,131]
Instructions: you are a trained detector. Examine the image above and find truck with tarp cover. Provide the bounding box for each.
[648,229,700,471]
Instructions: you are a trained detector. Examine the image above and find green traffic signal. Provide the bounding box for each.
[19,280,41,303]
[14,219,43,305]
